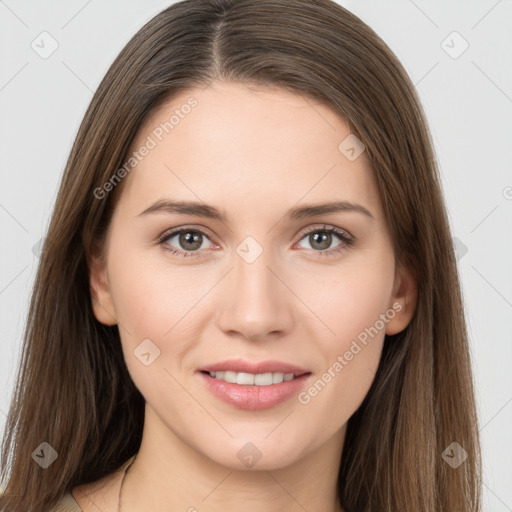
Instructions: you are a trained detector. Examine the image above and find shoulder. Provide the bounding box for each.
[0,489,81,512]
[46,492,83,512]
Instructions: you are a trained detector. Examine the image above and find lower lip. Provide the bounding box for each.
[198,372,311,410]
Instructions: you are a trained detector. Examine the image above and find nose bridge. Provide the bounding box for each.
[216,238,293,339]
[234,245,274,302]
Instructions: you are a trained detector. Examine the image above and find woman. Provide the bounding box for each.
[0,0,482,510]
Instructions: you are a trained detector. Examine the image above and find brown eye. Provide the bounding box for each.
[159,228,214,256]
[176,231,203,251]
[309,231,335,251]
[296,226,353,255]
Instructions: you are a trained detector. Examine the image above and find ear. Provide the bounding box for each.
[88,250,117,326]
[385,263,417,336]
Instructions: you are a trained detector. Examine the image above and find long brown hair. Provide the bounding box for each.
[0,1,482,510]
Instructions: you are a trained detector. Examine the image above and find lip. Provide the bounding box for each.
[197,359,311,411]
[198,358,310,375]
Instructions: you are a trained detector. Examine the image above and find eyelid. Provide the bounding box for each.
[297,223,353,240]
[157,224,218,244]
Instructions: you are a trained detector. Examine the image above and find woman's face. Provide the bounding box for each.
[90,80,415,471]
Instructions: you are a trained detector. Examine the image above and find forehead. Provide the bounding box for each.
[116,81,381,221]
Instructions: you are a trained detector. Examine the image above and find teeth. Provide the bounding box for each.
[207,371,297,385]
[272,372,284,384]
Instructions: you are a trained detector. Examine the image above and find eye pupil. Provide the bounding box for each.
[180,231,202,250]
[311,231,332,250]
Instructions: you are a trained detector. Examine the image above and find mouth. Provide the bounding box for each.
[197,359,312,410]
[200,370,307,386]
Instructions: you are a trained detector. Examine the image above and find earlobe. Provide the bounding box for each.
[385,264,418,336]
[88,252,117,326]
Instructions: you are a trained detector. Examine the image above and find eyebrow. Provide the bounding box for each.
[138,199,375,221]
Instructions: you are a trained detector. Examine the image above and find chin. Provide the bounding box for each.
[196,433,311,471]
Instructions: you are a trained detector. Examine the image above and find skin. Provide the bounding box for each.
[74,80,417,512]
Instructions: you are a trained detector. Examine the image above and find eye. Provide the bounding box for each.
[296,225,354,256]
[158,224,354,258]
[158,227,215,257]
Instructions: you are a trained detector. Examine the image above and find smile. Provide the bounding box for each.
[206,370,300,386]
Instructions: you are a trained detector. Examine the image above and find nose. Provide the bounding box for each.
[215,245,294,342]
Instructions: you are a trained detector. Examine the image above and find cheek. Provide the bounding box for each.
[106,243,205,338]
[104,246,209,406]
[292,251,394,422]
[105,241,227,393]
[299,250,395,346]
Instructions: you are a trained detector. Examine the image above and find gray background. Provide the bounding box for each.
[1,0,511,509]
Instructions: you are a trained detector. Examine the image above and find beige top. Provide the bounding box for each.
[47,492,82,511]
[0,489,82,511]
[0,456,137,511]
[47,455,136,511]
[0,489,80,512]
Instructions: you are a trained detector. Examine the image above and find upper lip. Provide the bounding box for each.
[199,359,310,376]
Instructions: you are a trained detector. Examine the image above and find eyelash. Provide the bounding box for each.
[157,224,354,259]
